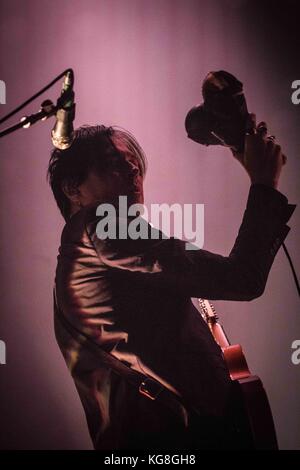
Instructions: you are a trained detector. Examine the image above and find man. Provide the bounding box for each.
[48,119,295,450]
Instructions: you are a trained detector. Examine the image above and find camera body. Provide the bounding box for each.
[185,70,250,153]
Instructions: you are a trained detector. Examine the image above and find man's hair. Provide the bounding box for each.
[47,125,147,220]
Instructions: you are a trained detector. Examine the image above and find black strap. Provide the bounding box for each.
[53,289,191,421]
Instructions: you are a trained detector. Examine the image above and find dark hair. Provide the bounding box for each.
[47,125,147,220]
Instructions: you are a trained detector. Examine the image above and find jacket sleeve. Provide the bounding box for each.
[85,184,296,301]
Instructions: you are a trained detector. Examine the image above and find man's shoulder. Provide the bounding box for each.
[61,203,100,243]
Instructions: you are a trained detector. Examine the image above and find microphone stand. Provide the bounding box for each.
[0,82,73,139]
[0,101,56,138]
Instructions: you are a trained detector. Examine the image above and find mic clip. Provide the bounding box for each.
[56,88,75,111]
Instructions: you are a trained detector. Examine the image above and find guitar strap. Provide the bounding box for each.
[53,288,190,424]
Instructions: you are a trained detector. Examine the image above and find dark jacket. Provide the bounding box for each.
[54,184,295,449]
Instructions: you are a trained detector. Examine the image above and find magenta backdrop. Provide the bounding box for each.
[0,0,299,449]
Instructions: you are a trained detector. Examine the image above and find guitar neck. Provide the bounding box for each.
[197,298,230,349]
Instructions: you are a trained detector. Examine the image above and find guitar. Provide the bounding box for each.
[198,298,278,450]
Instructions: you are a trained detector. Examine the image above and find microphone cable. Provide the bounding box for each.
[282,242,300,297]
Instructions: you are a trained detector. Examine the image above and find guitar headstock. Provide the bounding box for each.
[198,298,218,325]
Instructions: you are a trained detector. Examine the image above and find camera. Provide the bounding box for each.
[185,70,250,154]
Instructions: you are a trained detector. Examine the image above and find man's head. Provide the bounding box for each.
[48,125,147,220]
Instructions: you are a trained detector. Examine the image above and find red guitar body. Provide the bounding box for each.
[198,299,278,450]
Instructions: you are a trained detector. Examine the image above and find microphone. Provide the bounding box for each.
[51,70,76,150]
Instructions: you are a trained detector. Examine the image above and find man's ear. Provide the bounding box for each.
[62,181,81,204]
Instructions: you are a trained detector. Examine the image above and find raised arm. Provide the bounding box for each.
[85,118,295,301]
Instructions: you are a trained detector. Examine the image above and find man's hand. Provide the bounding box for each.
[232,114,287,189]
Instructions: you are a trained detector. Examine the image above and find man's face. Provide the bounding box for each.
[72,142,144,211]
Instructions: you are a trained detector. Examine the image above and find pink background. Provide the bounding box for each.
[0,0,299,449]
